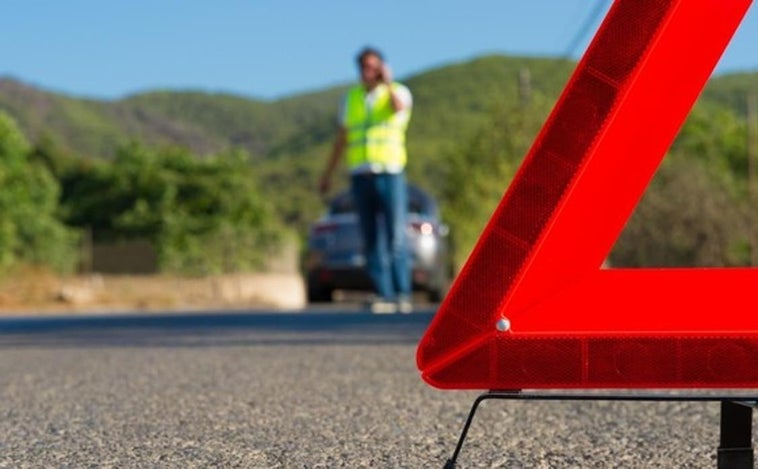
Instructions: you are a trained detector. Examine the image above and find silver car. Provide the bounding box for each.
[305,184,451,303]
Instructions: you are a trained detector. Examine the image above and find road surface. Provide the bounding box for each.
[0,307,753,468]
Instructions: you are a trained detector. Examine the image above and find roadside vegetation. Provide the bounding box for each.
[0,55,756,280]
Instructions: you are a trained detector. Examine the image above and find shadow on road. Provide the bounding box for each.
[0,308,437,349]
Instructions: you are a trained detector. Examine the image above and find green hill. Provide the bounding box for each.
[3,55,755,160]
[701,70,758,115]
[0,55,576,160]
[3,55,753,177]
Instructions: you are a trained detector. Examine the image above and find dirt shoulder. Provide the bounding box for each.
[0,269,306,316]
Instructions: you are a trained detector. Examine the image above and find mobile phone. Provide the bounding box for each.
[380,63,392,82]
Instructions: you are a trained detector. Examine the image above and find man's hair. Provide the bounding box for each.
[356,46,384,67]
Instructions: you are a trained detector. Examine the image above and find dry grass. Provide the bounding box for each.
[0,266,305,316]
[0,266,62,312]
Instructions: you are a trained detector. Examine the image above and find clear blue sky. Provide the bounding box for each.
[2,0,757,101]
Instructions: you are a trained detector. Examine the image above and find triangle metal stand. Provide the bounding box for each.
[443,390,756,469]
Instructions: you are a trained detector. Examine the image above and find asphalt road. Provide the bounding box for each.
[0,306,756,468]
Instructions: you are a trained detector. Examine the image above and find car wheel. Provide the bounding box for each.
[427,287,444,303]
[307,280,334,303]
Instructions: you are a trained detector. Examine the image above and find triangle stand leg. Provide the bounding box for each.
[443,390,521,469]
[442,391,757,468]
[718,400,754,469]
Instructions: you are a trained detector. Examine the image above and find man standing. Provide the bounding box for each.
[319,46,413,313]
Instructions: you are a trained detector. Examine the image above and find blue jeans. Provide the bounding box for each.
[351,172,411,300]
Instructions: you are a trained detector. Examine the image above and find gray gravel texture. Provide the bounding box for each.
[0,325,753,468]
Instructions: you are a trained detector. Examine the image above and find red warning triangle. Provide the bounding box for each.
[417,0,756,389]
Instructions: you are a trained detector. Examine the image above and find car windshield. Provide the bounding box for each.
[328,185,437,216]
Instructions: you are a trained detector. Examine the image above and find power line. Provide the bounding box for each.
[519,1,613,105]
[562,0,613,59]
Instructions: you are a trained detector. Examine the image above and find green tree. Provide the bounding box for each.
[673,103,748,188]
[612,153,750,267]
[440,95,553,269]
[0,111,79,272]
[440,92,753,270]
[58,142,284,275]
[611,102,753,267]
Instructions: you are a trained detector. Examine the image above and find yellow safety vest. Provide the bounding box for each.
[344,83,410,171]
